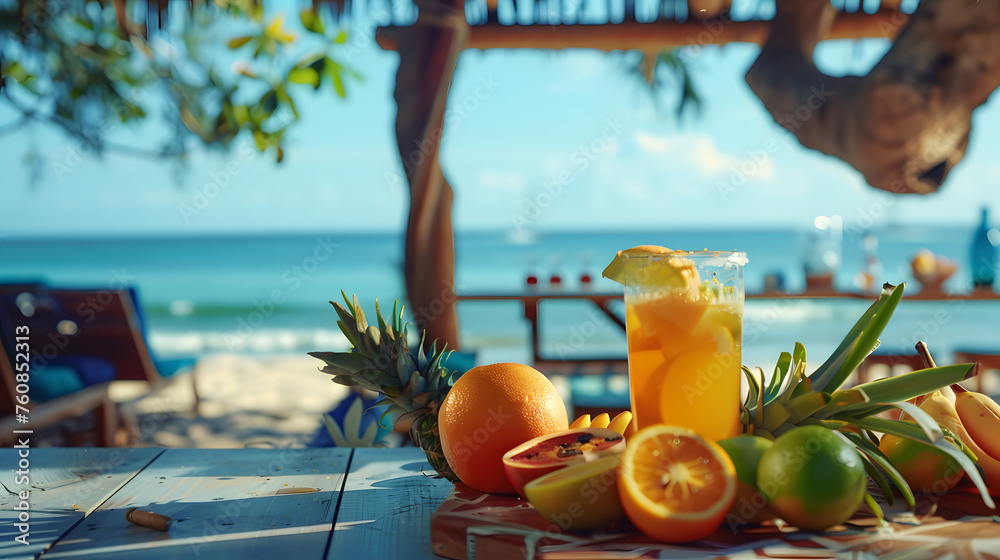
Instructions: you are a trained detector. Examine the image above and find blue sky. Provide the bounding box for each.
[2,10,999,238]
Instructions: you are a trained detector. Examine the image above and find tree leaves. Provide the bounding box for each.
[228,36,253,49]
[1,1,358,165]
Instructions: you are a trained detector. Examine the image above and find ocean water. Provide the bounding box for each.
[2,228,998,373]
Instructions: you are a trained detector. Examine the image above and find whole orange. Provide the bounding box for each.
[438,362,569,494]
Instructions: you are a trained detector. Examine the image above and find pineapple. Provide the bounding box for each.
[742,282,993,516]
[309,292,460,482]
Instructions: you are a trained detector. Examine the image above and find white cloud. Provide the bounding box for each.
[634,131,675,154]
[478,170,527,191]
[691,136,743,176]
[633,130,776,182]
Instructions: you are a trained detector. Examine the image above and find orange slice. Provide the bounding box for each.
[617,425,737,543]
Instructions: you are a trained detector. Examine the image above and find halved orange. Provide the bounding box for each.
[617,425,737,543]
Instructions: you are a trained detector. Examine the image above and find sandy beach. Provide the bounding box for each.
[119,353,353,449]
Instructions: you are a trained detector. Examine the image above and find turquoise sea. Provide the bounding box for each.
[2,228,998,374]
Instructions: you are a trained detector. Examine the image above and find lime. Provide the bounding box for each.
[717,435,777,525]
[756,425,866,531]
[524,454,625,531]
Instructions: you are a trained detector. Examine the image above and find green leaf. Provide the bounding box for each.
[332,72,346,98]
[274,84,298,119]
[814,388,870,419]
[228,36,254,49]
[375,299,388,332]
[761,402,791,433]
[860,456,894,507]
[288,67,320,87]
[310,351,368,373]
[843,431,914,509]
[322,412,348,446]
[810,283,904,393]
[253,130,268,151]
[766,352,791,403]
[234,105,251,126]
[300,9,326,34]
[863,492,885,524]
[851,415,995,509]
[792,342,806,372]
[853,364,975,405]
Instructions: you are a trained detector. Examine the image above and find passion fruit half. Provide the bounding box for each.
[502,427,626,498]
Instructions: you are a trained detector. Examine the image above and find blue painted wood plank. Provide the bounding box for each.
[0,448,163,560]
[37,448,350,560]
[326,447,453,560]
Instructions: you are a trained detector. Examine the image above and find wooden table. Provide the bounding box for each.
[0,447,452,560]
[4,447,998,559]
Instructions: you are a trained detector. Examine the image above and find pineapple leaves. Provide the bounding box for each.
[850,415,995,509]
[809,283,904,394]
[854,364,975,404]
[863,493,885,525]
[842,430,913,509]
[311,351,368,372]
[322,396,379,447]
[375,298,388,332]
[766,352,791,404]
[314,293,459,479]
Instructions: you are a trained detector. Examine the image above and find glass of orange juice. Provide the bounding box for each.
[621,250,746,441]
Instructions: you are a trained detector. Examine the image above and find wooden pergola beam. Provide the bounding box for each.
[377,9,907,52]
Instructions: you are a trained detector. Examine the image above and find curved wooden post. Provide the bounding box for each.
[393,0,469,348]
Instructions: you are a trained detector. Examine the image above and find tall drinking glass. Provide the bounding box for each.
[622,251,746,441]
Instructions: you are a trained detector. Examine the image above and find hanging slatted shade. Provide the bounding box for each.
[17,0,914,40]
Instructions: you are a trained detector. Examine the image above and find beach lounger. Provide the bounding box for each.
[0,332,120,447]
[0,284,199,445]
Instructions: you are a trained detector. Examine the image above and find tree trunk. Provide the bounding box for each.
[393,0,469,349]
[747,0,1000,194]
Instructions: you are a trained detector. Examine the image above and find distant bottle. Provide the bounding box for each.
[861,234,882,294]
[549,255,563,288]
[970,207,998,290]
[579,254,593,287]
[526,255,539,287]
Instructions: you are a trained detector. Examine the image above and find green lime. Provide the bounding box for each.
[718,435,777,526]
[756,425,866,531]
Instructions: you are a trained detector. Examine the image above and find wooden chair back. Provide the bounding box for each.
[0,285,161,386]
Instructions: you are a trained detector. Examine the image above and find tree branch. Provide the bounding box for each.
[747,0,1000,194]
